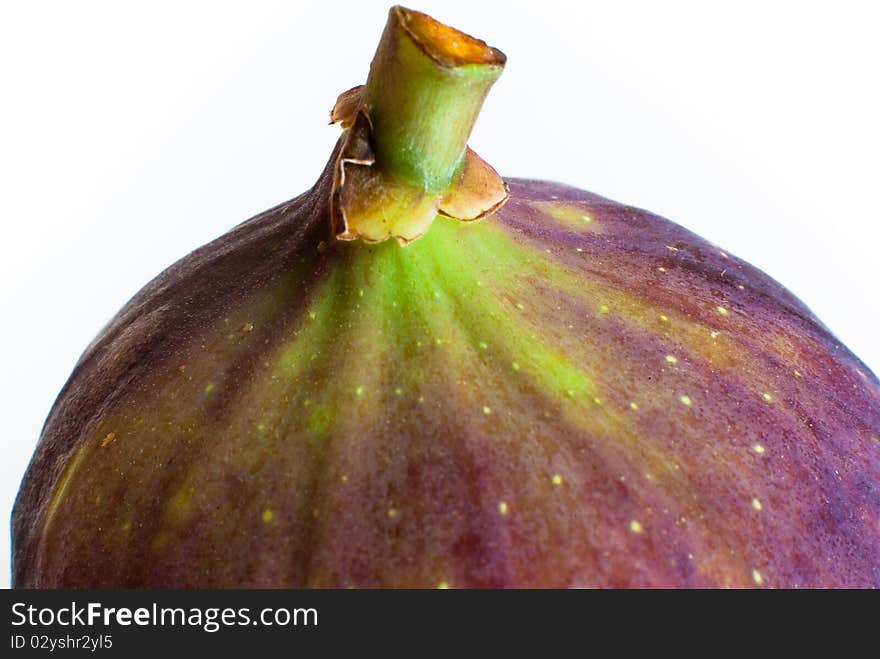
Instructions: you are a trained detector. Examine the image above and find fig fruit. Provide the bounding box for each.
[13,6,880,588]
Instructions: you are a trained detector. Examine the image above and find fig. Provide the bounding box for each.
[13,6,880,589]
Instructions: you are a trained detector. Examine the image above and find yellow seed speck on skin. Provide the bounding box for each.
[340,475,348,483]
[204,383,215,393]
[241,322,254,333]
[511,362,521,371]
[752,498,763,511]
[576,247,584,253]
[394,387,403,396]
[720,251,729,259]
[710,331,719,339]
[178,364,187,373]
[680,395,692,406]
[593,397,602,405]
[657,267,667,273]
[437,581,450,589]
[552,474,563,486]
[387,508,398,519]
[308,311,316,320]
[659,314,669,322]
[478,341,488,350]
[753,443,766,455]
[261,509,275,523]
[482,406,492,415]
[762,392,773,402]
[737,284,745,290]
[565,389,575,398]
[666,245,679,252]
[752,569,764,585]
[122,521,132,532]
[630,520,643,534]
[581,214,592,223]
[498,501,509,516]
[516,302,525,310]
[100,432,117,448]
[599,304,610,314]
[256,423,266,432]
[794,370,803,378]
[716,306,729,316]
[355,386,364,396]
[665,355,678,364]
[629,402,639,410]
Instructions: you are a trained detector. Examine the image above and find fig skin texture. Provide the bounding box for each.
[12,6,880,588]
[13,150,880,588]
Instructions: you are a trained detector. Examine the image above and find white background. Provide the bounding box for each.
[1,1,878,587]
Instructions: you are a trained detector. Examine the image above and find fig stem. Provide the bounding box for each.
[362,6,505,194]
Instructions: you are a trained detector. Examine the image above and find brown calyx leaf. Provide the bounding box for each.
[329,85,365,128]
[438,148,509,221]
[330,108,377,241]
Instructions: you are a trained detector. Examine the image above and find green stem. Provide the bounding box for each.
[361,6,505,193]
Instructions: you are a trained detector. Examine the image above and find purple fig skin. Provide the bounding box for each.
[12,146,880,588]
